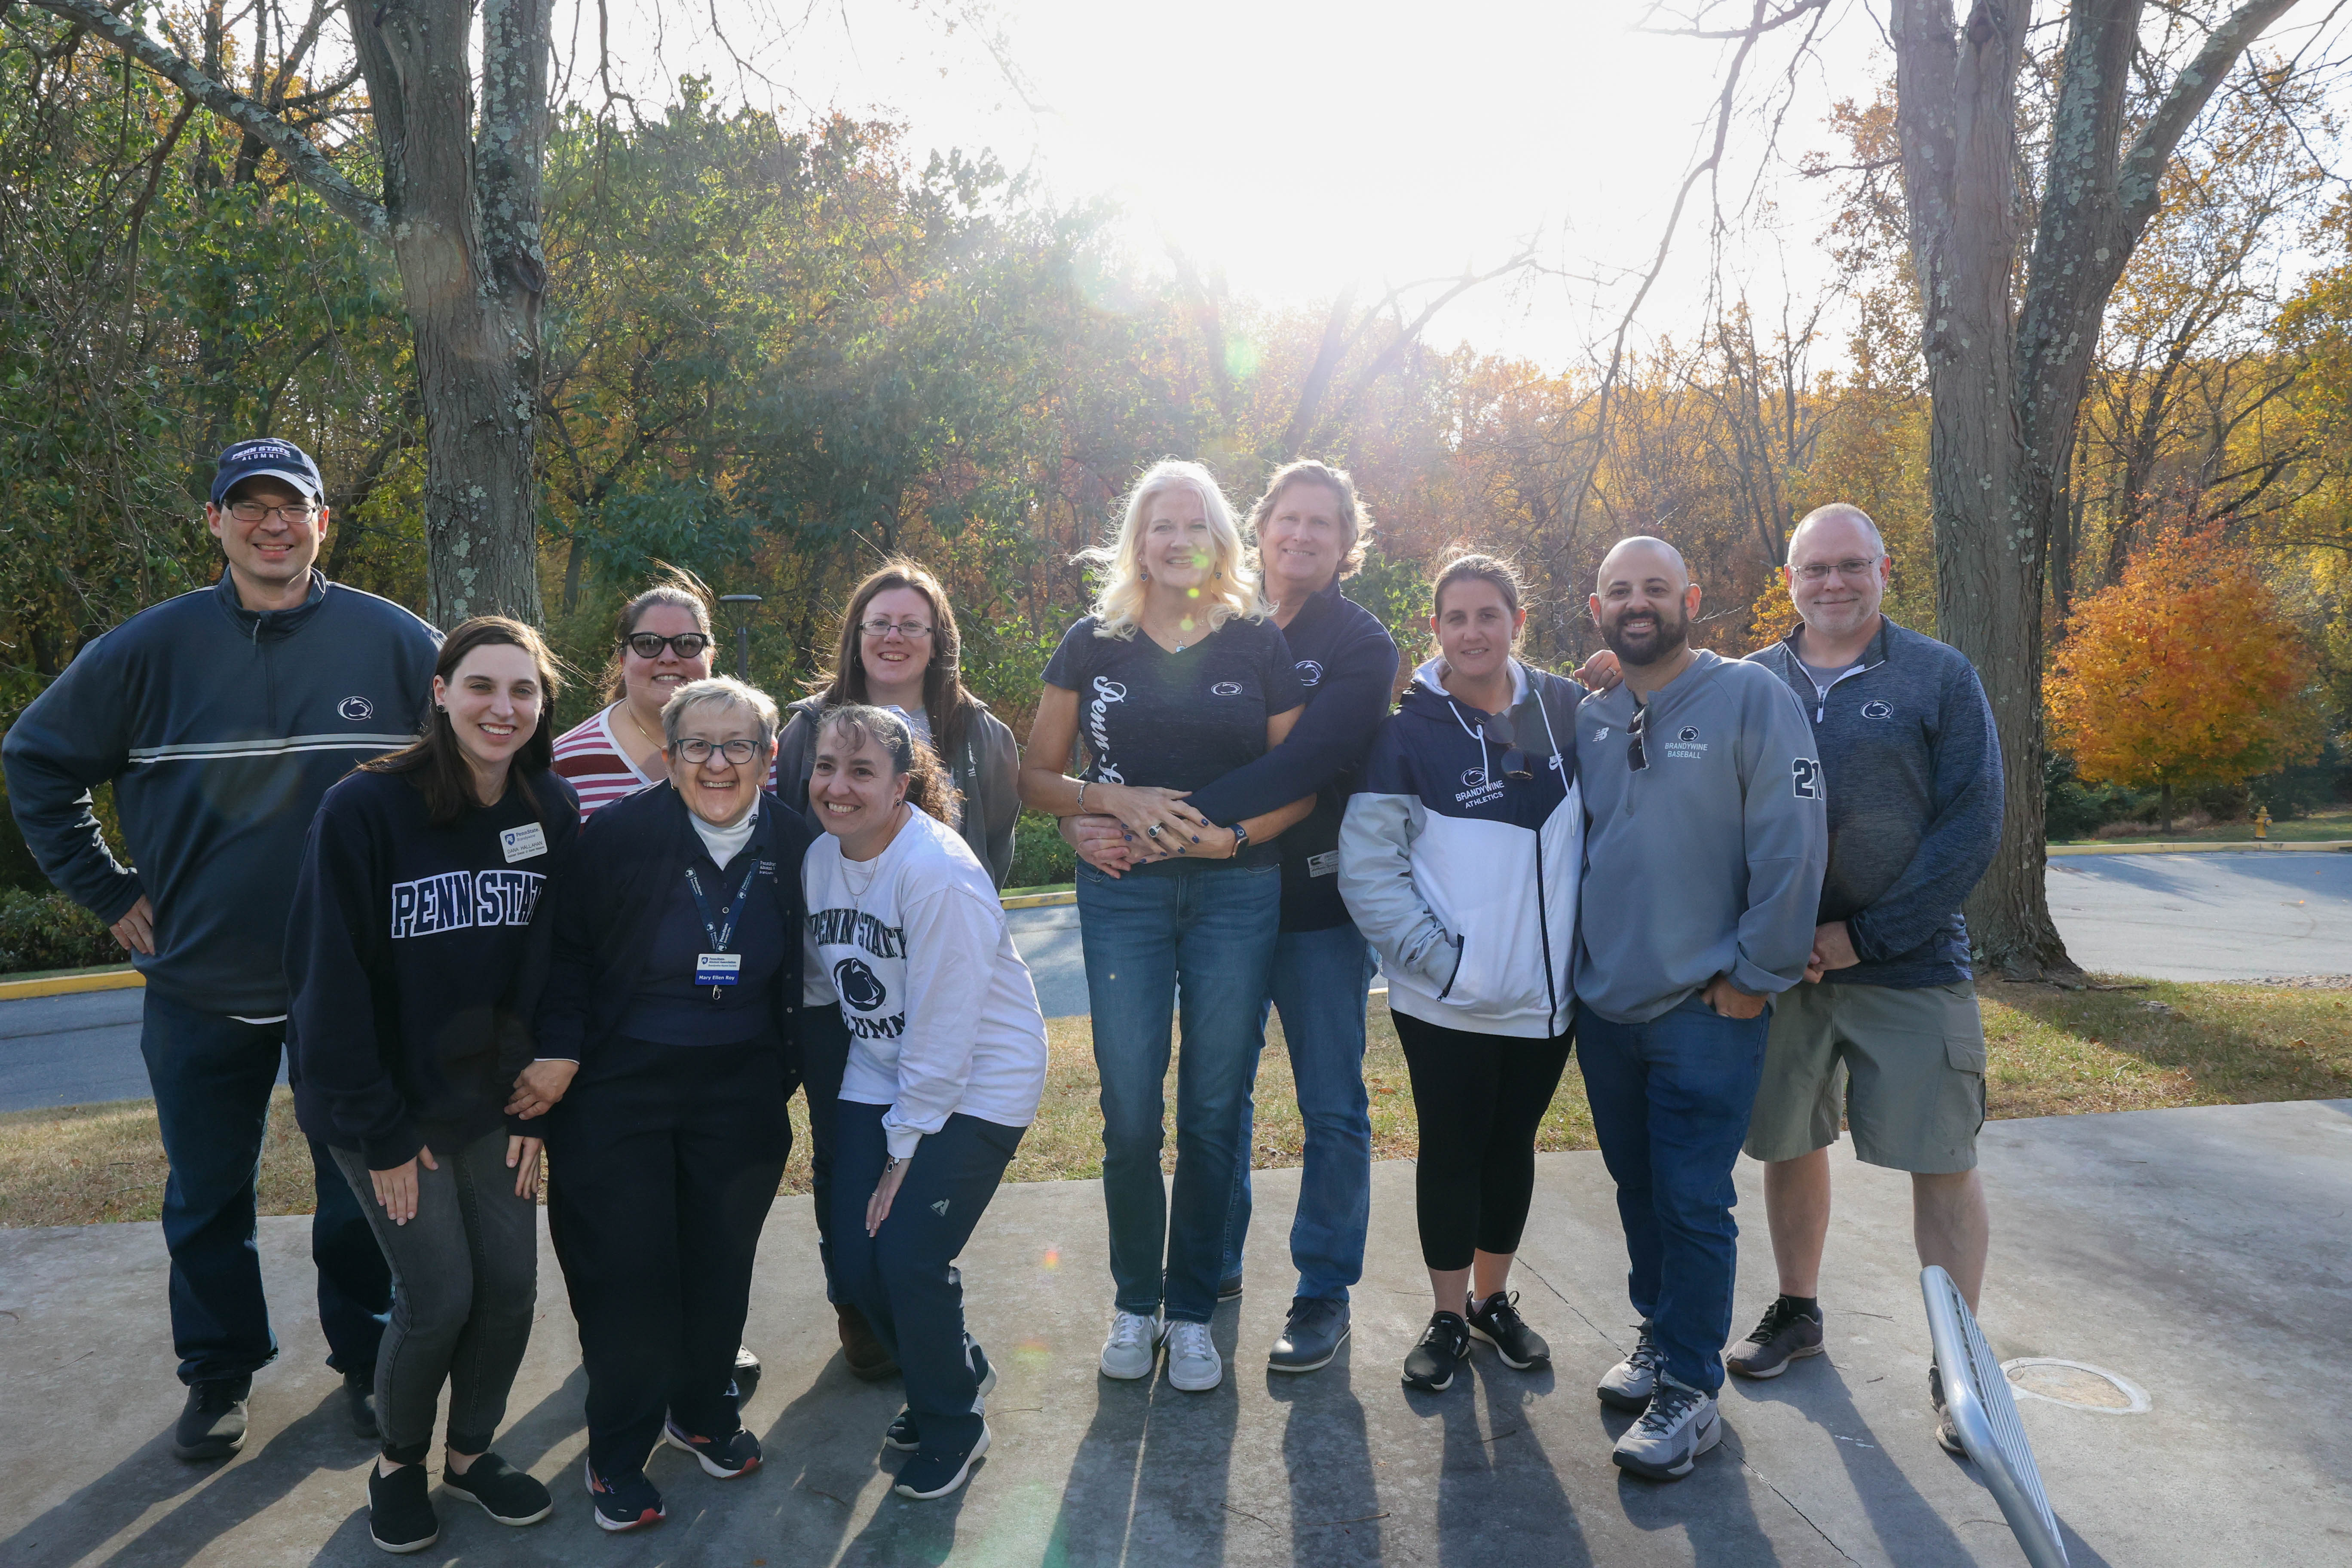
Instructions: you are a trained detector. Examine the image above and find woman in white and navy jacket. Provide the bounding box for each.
[1337,554,1583,1396]
[803,704,1047,1502]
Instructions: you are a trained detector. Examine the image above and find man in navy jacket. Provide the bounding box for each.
[3,440,440,1461]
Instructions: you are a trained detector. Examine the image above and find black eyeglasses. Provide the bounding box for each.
[1627,703,1649,773]
[624,632,712,659]
[1479,710,1534,782]
[673,738,760,765]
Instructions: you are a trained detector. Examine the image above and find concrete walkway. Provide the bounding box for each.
[3,1098,2349,1566]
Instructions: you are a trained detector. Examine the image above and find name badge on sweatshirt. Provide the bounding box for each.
[499,823,548,863]
[1306,851,1340,879]
[695,952,743,987]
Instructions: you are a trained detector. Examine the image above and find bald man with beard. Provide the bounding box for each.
[1571,536,1826,1483]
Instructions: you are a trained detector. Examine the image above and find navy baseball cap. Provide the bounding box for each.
[210,438,325,505]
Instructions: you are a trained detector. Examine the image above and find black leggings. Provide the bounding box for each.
[1393,1010,1574,1272]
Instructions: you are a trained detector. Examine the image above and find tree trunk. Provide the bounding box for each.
[1890,0,2297,977]
[348,0,546,628]
[2160,780,2174,835]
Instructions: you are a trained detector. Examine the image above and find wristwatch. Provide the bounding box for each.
[1229,820,1250,853]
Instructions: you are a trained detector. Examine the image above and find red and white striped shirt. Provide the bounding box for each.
[551,704,784,820]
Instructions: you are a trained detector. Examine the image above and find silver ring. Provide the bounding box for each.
[1145,824,1163,838]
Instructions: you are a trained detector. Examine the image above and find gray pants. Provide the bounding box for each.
[332,1127,538,1463]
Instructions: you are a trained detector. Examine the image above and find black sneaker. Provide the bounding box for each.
[731,1342,763,1403]
[885,1342,996,1452]
[1268,1296,1351,1374]
[1930,1363,1966,1458]
[442,1452,552,1525]
[172,1377,250,1461]
[1401,1312,1472,1392]
[343,1369,379,1439]
[1726,1295,1825,1379]
[584,1456,665,1532]
[892,1422,991,1500]
[1218,1271,1245,1303]
[367,1462,440,1554]
[1466,1291,1550,1370]
[662,1419,763,1479]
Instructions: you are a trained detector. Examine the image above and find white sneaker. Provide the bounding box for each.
[1099,1310,1164,1380]
[1611,1375,1722,1482]
[1165,1321,1222,1393]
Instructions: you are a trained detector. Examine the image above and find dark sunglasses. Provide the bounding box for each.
[1479,710,1534,782]
[623,631,712,660]
[1627,703,1649,773]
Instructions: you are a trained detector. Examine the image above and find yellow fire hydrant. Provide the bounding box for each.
[2255,805,2272,840]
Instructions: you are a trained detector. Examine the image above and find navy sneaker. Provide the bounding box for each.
[367,1462,439,1554]
[662,1419,762,1479]
[172,1377,250,1462]
[892,1422,991,1500]
[885,1342,997,1452]
[584,1456,665,1531]
[442,1452,551,1525]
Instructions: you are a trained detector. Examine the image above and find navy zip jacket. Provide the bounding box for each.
[533,781,815,1087]
[288,767,580,1168]
[1182,578,1399,931]
[1747,617,2002,988]
[1,570,439,1015]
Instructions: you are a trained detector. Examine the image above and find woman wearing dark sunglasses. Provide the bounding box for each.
[554,570,724,818]
[1336,552,1587,1394]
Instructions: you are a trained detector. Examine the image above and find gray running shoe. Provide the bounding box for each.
[1268,1297,1351,1374]
[173,1377,250,1462]
[1597,1322,1665,1412]
[1611,1376,1722,1482]
[1726,1296,1825,1379]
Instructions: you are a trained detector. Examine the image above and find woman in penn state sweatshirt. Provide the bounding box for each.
[288,617,579,1555]
[804,705,1047,1502]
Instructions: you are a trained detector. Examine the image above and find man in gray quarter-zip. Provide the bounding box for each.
[4,440,439,1463]
[1723,504,2003,1461]
[1571,536,1827,1484]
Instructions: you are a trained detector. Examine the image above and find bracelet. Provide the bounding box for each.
[1075,780,1089,814]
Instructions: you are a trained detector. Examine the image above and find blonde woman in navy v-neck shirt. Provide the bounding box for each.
[1019,459,1313,1396]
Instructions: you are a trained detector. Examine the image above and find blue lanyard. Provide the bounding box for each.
[683,862,762,952]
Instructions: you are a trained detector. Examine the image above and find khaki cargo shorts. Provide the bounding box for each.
[1744,978,1988,1174]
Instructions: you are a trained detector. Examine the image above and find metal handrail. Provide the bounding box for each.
[1920,1265,2070,1568]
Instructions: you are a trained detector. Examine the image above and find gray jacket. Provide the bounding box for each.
[1574,649,1828,1024]
[1747,618,2001,987]
[774,693,1021,888]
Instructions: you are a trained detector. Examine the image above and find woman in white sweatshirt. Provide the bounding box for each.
[802,704,1048,1501]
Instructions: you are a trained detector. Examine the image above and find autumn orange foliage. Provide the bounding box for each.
[2046,530,2324,823]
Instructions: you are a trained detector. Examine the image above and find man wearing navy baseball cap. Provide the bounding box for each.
[5,440,441,1461]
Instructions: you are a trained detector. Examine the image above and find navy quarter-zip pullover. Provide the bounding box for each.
[3,570,441,1015]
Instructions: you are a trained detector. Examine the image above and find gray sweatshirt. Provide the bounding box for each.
[1574,649,1828,1024]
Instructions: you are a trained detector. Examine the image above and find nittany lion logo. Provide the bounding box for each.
[1860,699,1894,720]
[1211,681,1244,696]
[338,695,374,722]
[1461,768,1487,787]
[833,957,888,1012]
[1295,660,1325,687]
[1677,726,1701,743]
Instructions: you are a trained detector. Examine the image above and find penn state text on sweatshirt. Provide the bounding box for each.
[288,767,579,1168]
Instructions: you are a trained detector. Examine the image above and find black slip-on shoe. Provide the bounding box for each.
[1402,1312,1471,1393]
[443,1452,552,1525]
[1268,1296,1351,1374]
[367,1462,440,1554]
[172,1378,250,1462]
[1467,1291,1551,1370]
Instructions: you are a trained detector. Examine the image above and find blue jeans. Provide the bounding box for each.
[1222,923,1377,1302]
[1574,994,1772,1396]
[141,990,389,1384]
[1078,859,1281,1324]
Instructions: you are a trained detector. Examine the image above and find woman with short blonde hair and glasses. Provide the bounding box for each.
[1018,459,1313,1393]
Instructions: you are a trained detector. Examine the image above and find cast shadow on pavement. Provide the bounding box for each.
[1403,1353,1603,1568]
[1263,1341,1383,1567]
[0,1388,359,1568]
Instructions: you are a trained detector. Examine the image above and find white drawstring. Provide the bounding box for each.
[1445,700,1491,787]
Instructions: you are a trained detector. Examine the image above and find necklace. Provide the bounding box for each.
[840,845,882,898]
[619,701,663,759]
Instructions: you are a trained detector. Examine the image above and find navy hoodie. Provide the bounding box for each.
[1182,578,1399,931]
[2,570,440,1015]
[288,766,579,1168]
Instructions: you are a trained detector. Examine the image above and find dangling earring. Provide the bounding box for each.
[1140,568,1150,582]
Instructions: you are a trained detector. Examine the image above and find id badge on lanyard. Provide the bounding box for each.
[685,862,762,1001]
